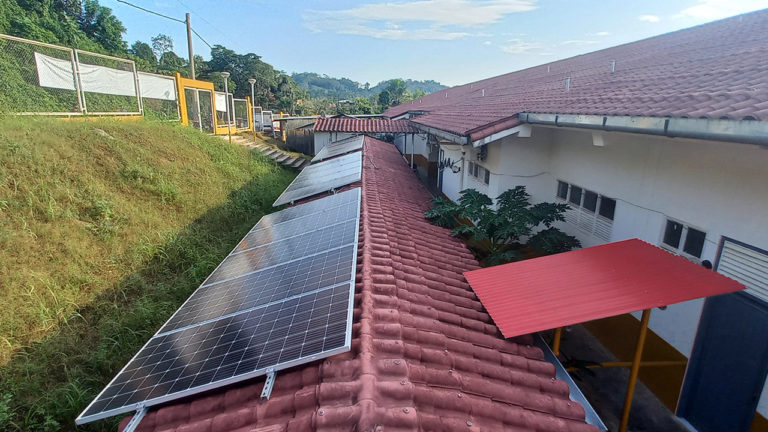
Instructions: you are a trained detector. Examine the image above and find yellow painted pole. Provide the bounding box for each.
[619,309,651,432]
[552,327,563,356]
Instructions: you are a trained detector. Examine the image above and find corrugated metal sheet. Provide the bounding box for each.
[463,239,745,339]
[313,117,418,133]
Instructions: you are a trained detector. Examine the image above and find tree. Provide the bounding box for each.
[425,186,581,265]
[78,0,126,52]
[151,33,174,59]
[377,90,391,108]
[157,51,187,76]
[130,41,157,69]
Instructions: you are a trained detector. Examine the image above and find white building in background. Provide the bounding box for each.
[386,9,768,432]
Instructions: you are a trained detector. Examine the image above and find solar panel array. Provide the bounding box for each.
[76,188,361,425]
[273,151,362,207]
[312,135,364,162]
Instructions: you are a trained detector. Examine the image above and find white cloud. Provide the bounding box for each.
[304,0,537,41]
[638,14,661,22]
[500,39,541,54]
[678,0,766,19]
[562,39,598,45]
[595,31,611,36]
[483,40,492,45]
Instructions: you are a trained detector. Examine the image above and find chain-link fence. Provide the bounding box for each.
[0,34,82,114]
[74,49,141,114]
[139,72,179,120]
[233,98,249,130]
[214,91,234,126]
[184,87,215,133]
[0,33,180,120]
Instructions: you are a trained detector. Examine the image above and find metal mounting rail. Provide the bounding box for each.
[261,370,277,400]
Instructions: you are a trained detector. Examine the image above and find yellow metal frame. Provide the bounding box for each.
[175,73,216,130]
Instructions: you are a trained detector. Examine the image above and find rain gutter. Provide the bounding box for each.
[519,113,768,146]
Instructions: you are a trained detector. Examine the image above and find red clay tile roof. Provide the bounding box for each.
[313,117,419,133]
[384,10,768,140]
[119,136,598,432]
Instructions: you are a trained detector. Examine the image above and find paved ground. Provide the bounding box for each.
[557,325,690,432]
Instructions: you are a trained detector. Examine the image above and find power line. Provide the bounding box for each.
[115,0,185,23]
[190,27,213,49]
[174,0,237,47]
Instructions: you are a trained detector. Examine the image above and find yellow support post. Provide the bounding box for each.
[619,308,651,432]
[552,327,562,356]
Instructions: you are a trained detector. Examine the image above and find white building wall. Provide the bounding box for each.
[438,144,464,201]
[445,127,768,418]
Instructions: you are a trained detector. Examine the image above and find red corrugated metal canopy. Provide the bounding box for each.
[464,239,745,339]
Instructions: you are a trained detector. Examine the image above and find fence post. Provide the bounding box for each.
[73,50,88,114]
[131,61,143,115]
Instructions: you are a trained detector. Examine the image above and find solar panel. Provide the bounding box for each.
[312,135,364,162]
[273,152,362,207]
[76,188,361,425]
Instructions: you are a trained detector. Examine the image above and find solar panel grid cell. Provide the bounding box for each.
[312,135,364,162]
[80,283,351,419]
[203,219,357,285]
[273,152,363,206]
[76,188,361,425]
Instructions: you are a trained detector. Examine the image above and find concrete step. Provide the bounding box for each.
[290,158,307,168]
[262,148,278,157]
[275,153,291,163]
[281,156,298,166]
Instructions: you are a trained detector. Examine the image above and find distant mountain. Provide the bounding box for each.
[292,73,447,99]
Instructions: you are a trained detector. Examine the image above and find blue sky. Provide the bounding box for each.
[106,0,766,86]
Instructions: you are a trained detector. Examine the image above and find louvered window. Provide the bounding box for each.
[556,180,614,241]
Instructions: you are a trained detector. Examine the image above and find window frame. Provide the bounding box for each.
[660,217,707,260]
[555,180,615,222]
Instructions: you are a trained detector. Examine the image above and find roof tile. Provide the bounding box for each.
[313,117,418,133]
[384,10,768,140]
[120,137,597,432]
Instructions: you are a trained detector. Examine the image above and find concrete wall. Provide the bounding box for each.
[439,126,768,418]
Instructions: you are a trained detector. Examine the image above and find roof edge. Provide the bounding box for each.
[520,113,768,146]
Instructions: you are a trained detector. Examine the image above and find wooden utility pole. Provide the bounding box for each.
[186,13,195,79]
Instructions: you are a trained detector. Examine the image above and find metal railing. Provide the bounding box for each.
[0,33,180,119]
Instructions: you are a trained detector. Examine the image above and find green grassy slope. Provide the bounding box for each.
[0,116,296,431]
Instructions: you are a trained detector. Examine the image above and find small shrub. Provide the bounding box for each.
[425,186,581,265]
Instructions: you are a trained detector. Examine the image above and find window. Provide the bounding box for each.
[569,186,582,206]
[555,180,615,241]
[468,161,490,185]
[598,197,615,221]
[662,219,706,259]
[583,190,598,213]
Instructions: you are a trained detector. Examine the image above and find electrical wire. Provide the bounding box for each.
[174,0,238,47]
[115,0,185,23]
[190,27,213,49]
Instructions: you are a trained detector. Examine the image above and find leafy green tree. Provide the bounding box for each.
[129,41,157,70]
[157,51,187,76]
[377,90,391,108]
[78,0,126,52]
[151,33,174,59]
[425,186,581,265]
[384,78,407,106]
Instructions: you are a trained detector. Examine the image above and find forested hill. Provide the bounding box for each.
[292,72,446,99]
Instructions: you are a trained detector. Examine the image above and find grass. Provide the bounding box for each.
[0,116,296,431]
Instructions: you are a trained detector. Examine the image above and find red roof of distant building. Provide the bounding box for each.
[384,10,768,141]
[120,137,598,432]
[464,239,745,339]
[313,116,418,133]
